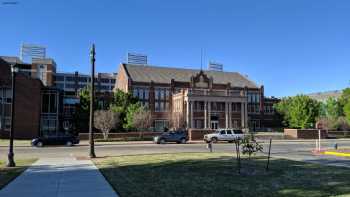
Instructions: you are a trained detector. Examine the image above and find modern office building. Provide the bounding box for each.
[116,63,281,131]
[54,72,117,96]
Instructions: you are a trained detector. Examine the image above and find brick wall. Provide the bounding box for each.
[0,60,43,139]
[284,129,328,139]
[188,129,213,141]
[79,131,163,140]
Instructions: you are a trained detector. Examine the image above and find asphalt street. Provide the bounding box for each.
[1,139,349,167]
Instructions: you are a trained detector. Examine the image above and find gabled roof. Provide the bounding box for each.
[123,63,258,88]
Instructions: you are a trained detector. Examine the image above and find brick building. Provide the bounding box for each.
[116,63,281,131]
[0,55,117,139]
[0,58,48,139]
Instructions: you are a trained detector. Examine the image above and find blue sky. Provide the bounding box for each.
[1,0,350,97]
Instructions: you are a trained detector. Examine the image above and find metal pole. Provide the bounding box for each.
[7,65,16,167]
[89,44,96,158]
[318,129,321,151]
[266,138,272,171]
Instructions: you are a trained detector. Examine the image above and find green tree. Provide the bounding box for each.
[124,102,143,130]
[344,102,350,123]
[320,97,342,119]
[339,88,350,123]
[110,89,139,131]
[339,88,350,107]
[275,95,320,129]
[73,86,93,132]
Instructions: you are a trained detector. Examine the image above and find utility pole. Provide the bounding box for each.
[89,44,96,158]
[7,64,18,167]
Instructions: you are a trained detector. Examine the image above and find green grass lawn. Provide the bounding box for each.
[94,153,350,197]
[0,159,36,189]
[0,139,31,147]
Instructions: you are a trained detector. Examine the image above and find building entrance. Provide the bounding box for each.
[210,115,219,129]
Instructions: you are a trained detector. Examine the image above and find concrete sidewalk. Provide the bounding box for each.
[0,157,117,197]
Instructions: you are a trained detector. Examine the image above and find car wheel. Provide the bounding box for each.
[180,138,186,144]
[66,141,73,147]
[228,140,234,143]
[160,139,166,144]
[36,141,43,147]
[211,137,218,143]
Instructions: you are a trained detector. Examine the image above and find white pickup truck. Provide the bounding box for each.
[203,129,244,143]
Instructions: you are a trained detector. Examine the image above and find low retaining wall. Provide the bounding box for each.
[284,129,328,139]
[79,131,163,140]
[327,131,350,138]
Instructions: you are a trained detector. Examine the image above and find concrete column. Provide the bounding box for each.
[245,101,248,129]
[208,101,211,129]
[190,101,194,128]
[204,101,207,128]
[225,102,229,128]
[186,100,190,128]
[241,102,245,128]
[229,103,232,128]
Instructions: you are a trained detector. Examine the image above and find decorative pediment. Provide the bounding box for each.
[191,70,211,89]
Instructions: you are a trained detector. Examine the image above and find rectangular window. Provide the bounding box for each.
[155,102,160,112]
[139,88,144,100]
[65,76,75,81]
[144,89,149,100]
[154,120,169,131]
[160,89,165,100]
[133,88,138,98]
[165,89,170,100]
[155,89,160,100]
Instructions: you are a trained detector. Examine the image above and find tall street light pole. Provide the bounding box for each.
[7,64,18,167]
[89,44,96,158]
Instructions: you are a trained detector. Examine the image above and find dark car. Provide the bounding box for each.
[153,130,188,144]
[31,135,80,147]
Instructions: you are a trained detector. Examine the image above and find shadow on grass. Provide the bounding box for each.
[0,159,36,189]
[96,153,350,197]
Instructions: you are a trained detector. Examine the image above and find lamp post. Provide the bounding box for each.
[89,44,96,158]
[7,64,18,167]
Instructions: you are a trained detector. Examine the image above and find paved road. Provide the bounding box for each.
[1,139,349,167]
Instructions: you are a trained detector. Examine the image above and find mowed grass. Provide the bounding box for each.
[0,139,31,147]
[94,153,350,197]
[0,159,36,189]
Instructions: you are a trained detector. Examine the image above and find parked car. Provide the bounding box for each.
[154,130,188,144]
[31,135,80,147]
[203,129,244,143]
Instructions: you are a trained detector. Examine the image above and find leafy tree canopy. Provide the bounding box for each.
[319,97,343,120]
[274,95,320,129]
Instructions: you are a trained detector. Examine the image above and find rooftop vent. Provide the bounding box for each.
[127,53,147,65]
[208,61,223,71]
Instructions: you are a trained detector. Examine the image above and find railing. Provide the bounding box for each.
[185,89,243,97]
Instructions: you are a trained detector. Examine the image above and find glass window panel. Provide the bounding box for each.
[165,90,170,100]
[144,89,149,100]
[160,89,165,100]
[133,88,138,97]
[49,93,57,113]
[165,102,169,111]
[155,102,159,112]
[139,89,144,99]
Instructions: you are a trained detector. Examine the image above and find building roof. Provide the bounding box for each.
[0,56,23,64]
[124,64,258,88]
